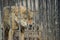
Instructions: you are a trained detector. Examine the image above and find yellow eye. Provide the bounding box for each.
[30,18,33,19]
[25,17,27,19]
[29,18,33,20]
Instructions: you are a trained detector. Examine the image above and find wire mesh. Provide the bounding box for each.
[1,0,59,40]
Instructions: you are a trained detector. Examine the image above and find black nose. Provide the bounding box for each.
[29,25,32,30]
[29,25,32,27]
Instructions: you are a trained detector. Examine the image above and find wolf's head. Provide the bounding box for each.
[13,6,34,27]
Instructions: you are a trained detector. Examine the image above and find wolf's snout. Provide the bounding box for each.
[29,24,32,30]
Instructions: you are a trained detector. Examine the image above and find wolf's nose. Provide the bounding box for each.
[29,25,32,27]
[29,25,32,30]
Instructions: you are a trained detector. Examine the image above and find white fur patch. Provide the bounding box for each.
[15,16,27,26]
[20,19,27,26]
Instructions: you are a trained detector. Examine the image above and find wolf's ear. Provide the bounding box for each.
[29,12,33,18]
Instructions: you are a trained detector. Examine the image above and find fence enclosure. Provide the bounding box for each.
[1,0,59,40]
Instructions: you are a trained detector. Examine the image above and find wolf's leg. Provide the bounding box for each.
[21,33,24,40]
[8,29,15,40]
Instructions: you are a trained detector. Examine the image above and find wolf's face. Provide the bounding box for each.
[20,13,33,27]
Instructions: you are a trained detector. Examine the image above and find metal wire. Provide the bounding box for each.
[21,0,23,6]
[17,0,21,40]
[1,0,4,40]
[1,0,58,40]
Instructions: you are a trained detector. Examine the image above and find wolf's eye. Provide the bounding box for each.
[28,18,33,20]
[25,18,27,19]
[30,18,33,19]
